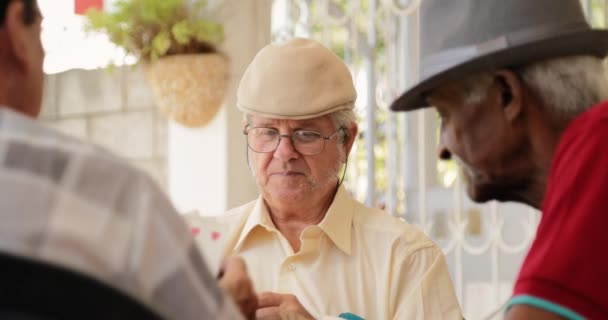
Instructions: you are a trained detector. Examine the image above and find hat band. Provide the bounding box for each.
[420,20,591,80]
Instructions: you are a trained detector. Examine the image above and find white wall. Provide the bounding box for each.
[41,66,167,188]
[168,109,228,215]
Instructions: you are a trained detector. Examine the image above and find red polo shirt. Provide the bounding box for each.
[509,101,608,319]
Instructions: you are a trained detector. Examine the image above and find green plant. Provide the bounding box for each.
[85,0,224,61]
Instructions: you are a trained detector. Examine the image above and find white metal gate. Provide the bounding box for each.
[271,0,607,318]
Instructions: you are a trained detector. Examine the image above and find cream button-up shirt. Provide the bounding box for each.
[192,186,462,319]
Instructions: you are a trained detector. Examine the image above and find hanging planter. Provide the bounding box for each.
[84,0,227,127]
[145,53,228,127]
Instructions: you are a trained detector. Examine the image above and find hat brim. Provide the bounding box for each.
[390,29,608,112]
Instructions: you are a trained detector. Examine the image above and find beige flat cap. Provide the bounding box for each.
[237,38,356,119]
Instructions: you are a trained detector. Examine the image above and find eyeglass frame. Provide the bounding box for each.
[243,125,347,156]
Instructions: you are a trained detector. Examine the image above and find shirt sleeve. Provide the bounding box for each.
[0,122,245,320]
[510,116,608,319]
[119,170,245,320]
[390,244,463,319]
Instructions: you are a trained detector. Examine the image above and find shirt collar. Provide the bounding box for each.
[234,197,277,253]
[318,185,353,255]
[233,185,354,255]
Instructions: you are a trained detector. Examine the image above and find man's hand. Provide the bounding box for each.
[256,292,314,319]
[218,256,258,319]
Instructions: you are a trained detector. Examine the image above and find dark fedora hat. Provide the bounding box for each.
[390,0,608,112]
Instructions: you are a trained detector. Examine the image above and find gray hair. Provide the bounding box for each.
[462,55,608,121]
[328,107,357,130]
[328,108,357,145]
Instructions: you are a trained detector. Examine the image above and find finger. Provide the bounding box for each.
[256,306,281,319]
[226,280,257,320]
[226,271,256,304]
[243,282,259,308]
[217,259,228,278]
[257,292,285,308]
[219,256,247,279]
[233,283,257,302]
[224,256,247,272]
[240,295,259,320]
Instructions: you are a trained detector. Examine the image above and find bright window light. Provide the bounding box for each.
[39,0,134,74]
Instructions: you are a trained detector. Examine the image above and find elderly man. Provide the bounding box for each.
[193,38,462,319]
[390,0,608,319]
[0,0,256,318]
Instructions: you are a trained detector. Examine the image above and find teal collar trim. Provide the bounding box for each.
[338,312,364,320]
[507,295,585,320]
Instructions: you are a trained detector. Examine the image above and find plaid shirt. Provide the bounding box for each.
[0,108,242,319]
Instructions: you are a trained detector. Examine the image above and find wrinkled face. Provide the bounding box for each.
[429,77,530,203]
[246,115,347,204]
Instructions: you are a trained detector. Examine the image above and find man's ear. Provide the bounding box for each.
[3,1,32,71]
[494,69,523,123]
[343,123,358,160]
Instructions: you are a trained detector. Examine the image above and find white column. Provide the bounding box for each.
[169,0,272,215]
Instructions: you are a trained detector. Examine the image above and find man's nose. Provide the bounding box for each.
[437,137,452,160]
[274,135,299,160]
[438,147,452,160]
[437,130,453,160]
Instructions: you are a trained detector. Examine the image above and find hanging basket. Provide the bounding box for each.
[145,53,229,127]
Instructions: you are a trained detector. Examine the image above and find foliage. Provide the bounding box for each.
[85,0,224,62]
[589,0,607,28]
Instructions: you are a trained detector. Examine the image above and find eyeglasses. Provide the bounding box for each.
[244,126,345,156]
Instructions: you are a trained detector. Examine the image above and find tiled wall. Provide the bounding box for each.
[40,66,168,189]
